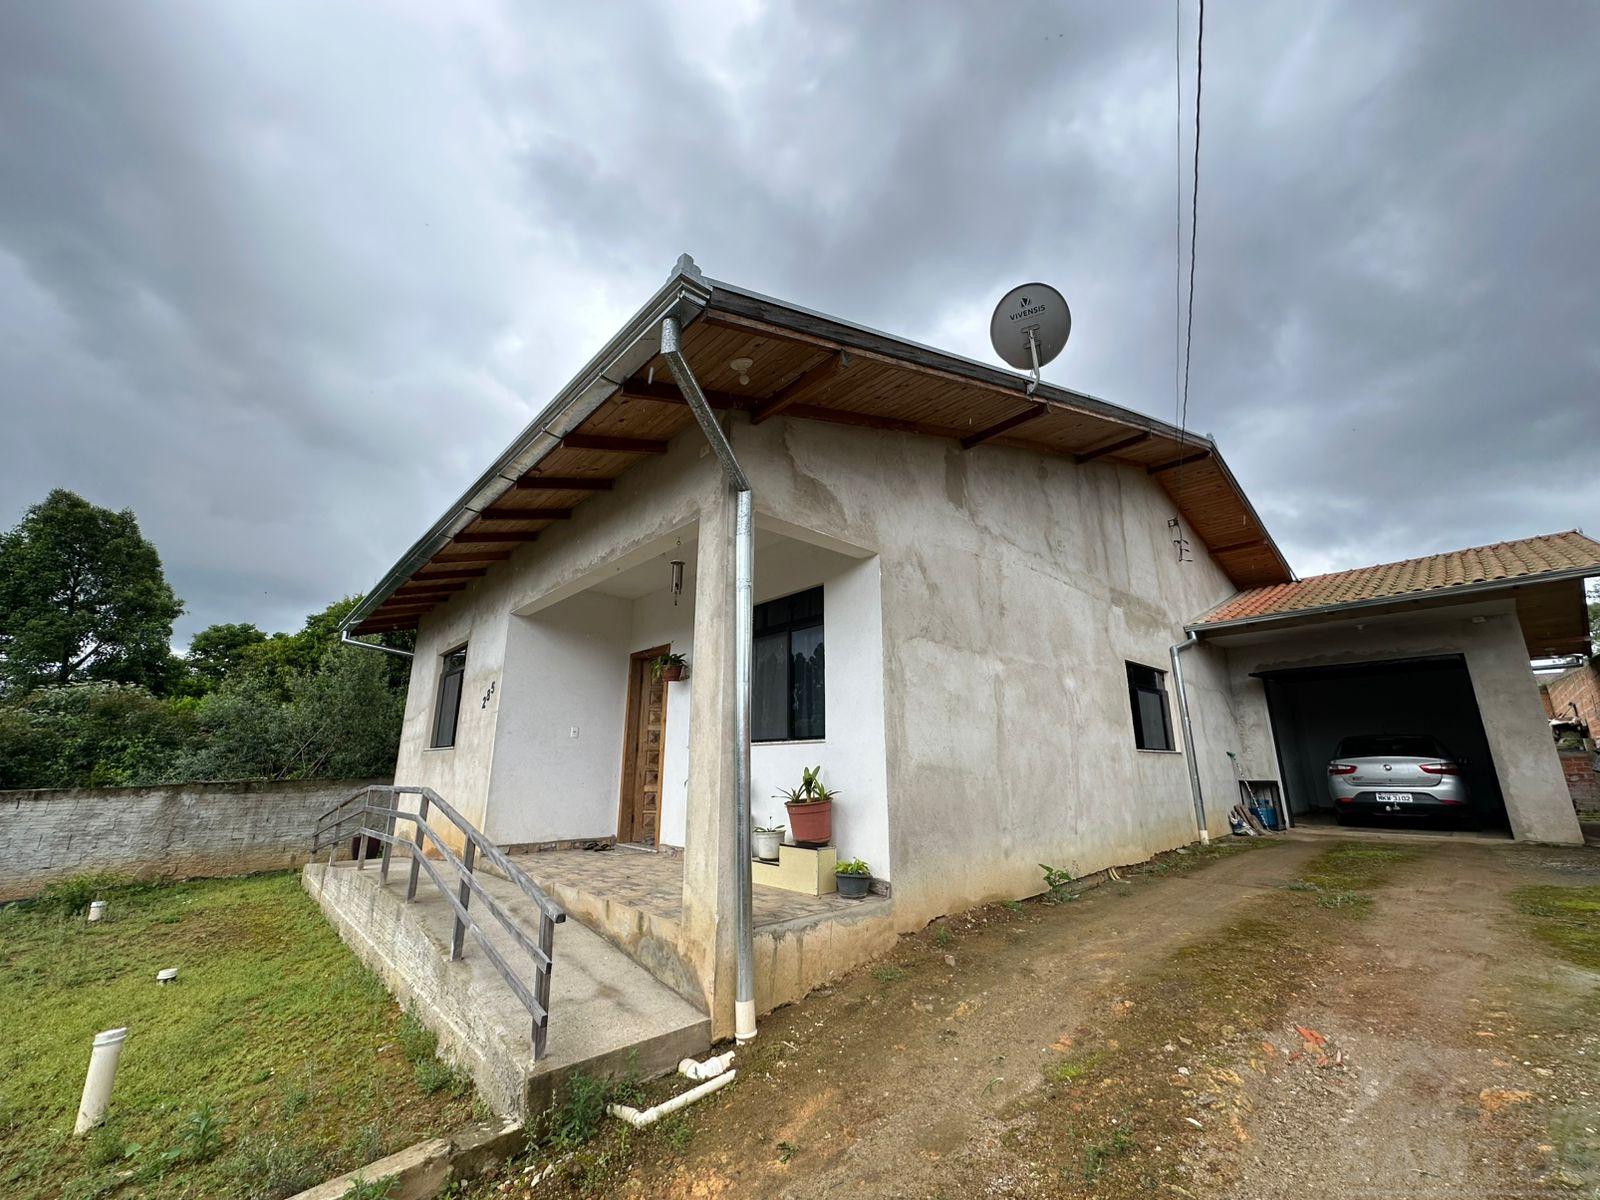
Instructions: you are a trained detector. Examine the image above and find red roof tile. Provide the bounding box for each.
[1195,530,1600,626]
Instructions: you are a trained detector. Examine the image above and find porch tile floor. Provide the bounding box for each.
[511,847,864,926]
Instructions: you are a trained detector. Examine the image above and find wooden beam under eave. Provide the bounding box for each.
[477,506,572,521]
[1073,431,1151,464]
[432,549,513,562]
[561,433,669,454]
[413,568,488,579]
[616,379,751,412]
[515,476,614,491]
[452,530,540,544]
[782,402,955,439]
[960,403,1049,450]
[393,584,465,597]
[1148,449,1213,474]
[752,352,847,424]
[1208,536,1267,555]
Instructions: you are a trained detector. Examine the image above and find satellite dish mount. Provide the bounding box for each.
[989,283,1071,397]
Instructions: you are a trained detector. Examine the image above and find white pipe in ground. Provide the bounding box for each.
[678,1051,735,1081]
[608,1070,736,1129]
[87,900,106,923]
[74,1027,127,1135]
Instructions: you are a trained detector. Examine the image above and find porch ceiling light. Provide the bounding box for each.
[729,357,753,386]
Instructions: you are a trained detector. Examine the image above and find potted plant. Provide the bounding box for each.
[835,858,873,899]
[777,765,836,846]
[753,825,785,863]
[650,652,688,683]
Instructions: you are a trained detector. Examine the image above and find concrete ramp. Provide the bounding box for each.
[304,860,710,1119]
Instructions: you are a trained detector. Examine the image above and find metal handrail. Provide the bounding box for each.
[310,784,565,1059]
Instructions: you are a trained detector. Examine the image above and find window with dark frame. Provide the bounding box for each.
[1126,661,1175,751]
[752,586,825,742]
[431,646,467,748]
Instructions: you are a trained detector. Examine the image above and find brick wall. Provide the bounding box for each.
[0,778,382,901]
[1558,750,1600,815]
[1545,659,1600,736]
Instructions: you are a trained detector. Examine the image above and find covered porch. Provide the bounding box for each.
[485,511,897,1024]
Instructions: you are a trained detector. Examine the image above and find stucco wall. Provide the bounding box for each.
[1219,604,1583,844]
[397,413,1243,918]
[0,778,379,901]
[734,415,1242,925]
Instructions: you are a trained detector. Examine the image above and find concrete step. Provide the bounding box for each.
[304,860,711,1119]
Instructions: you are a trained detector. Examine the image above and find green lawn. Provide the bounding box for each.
[0,872,476,1200]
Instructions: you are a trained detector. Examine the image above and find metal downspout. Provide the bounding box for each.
[659,316,758,1044]
[1169,632,1210,845]
[340,631,415,660]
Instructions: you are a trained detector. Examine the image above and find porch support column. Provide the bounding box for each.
[681,485,741,1036]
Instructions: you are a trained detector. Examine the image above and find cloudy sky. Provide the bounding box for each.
[2,1,1597,644]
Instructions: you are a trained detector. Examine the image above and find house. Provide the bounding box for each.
[338,256,1593,1044]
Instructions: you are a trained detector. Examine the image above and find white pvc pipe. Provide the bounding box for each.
[75,1027,127,1135]
[608,1070,736,1129]
[678,1051,735,1081]
[87,900,106,923]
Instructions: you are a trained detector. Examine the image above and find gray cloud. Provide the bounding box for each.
[1,0,1596,643]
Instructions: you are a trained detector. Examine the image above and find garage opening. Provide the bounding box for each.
[1259,655,1511,835]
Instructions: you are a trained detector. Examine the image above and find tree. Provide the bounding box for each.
[185,622,267,690]
[0,490,183,695]
[0,682,198,789]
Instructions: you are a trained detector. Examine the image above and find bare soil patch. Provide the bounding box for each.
[472,836,1599,1199]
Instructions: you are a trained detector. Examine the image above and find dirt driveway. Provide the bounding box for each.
[478,834,1600,1199]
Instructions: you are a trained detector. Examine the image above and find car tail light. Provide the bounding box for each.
[1327,763,1356,776]
[1419,763,1459,775]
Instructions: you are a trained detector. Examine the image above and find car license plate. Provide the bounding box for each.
[1375,792,1413,803]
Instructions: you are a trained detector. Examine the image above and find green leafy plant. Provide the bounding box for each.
[537,1062,645,1153]
[177,1103,228,1164]
[932,923,953,948]
[1040,864,1078,903]
[648,652,688,682]
[754,824,786,834]
[32,873,131,918]
[777,765,840,805]
[835,858,872,876]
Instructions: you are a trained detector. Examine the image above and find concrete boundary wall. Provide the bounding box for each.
[0,778,382,901]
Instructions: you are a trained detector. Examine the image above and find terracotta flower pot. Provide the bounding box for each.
[661,664,684,683]
[785,799,832,846]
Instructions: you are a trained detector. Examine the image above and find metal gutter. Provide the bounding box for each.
[659,315,758,1045]
[1186,563,1600,636]
[341,266,713,632]
[1169,632,1210,845]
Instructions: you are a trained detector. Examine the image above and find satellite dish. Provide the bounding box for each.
[989,283,1071,395]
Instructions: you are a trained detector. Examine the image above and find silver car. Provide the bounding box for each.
[1325,734,1468,824]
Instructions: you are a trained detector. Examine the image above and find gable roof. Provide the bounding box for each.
[344,260,1292,635]
[1192,530,1600,631]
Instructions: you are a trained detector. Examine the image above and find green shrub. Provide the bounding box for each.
[31,872,133,918]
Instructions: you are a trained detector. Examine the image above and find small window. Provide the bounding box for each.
[752,586,825,742]
[432,646,467,748]
[1126,662,1175,751]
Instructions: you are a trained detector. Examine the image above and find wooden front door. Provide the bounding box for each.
[617,645,669,847]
